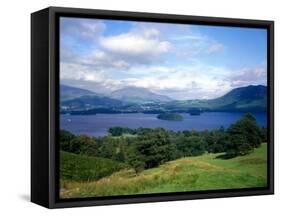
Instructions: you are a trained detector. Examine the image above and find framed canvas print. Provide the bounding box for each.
[31,7,274,208]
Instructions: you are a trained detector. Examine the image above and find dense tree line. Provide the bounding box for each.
[60,113,267,174]
[226,113,264,156]
[108,127,153,136]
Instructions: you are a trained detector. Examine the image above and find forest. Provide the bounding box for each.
[60,113,267,181]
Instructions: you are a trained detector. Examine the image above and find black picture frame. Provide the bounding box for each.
[31,6,274,209]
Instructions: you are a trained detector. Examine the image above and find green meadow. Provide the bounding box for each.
[60,143,267,199]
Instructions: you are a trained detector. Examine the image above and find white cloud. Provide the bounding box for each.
[113,64,233,99]
[99,30,171,58]
[206,42,224,54]
[171,35,205,41]
[228,67,267,87]
[170,31,224,56]
[60,18,266,100]
[60,62,105,82]
[61,18,106,41]
[62,49,130,71]
[60,58,266,100]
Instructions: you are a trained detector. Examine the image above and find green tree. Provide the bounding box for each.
[60,129,75,152]
[226,113,262,156]
[108,127,136,136]
[113,139,127,162]
[114,152,125,162]
[227,133,251,156]
[108,127,123,136]
[182,130,191,137]
[243,113,262,148]
[204,127,228,153]
[127,152,145,174]
[69,135,98,155]
[98,137,116,159]
[260,127,267,142]
[176,135,205,157]
[135,128,176,169]
[136,127,152,135]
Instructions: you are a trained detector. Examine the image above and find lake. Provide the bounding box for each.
[60,112,267,137]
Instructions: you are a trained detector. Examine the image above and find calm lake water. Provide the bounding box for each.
[60,112,267,137]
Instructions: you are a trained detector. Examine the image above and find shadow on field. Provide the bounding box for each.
[216,154,236,160]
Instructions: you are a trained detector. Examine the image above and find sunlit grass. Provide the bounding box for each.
[60,143,267,199]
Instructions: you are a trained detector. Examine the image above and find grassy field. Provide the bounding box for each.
[60,151,128,182]
[60,143,267,199]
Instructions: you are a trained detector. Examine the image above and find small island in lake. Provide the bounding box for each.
[157,113,184,121]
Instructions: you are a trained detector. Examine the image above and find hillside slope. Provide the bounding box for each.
[61,95,124,110]
[167,85,267,112]
[60,151,127,182]
[60,144,267,198]
[60,84,97,101]
[208,85,267,111]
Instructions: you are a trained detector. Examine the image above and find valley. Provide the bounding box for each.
[60,84,267,114]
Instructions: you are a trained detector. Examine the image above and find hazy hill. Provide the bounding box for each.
[110,86,172,103]
[208,85,267,111]
[167,85,267,112]
[61,95,124,109]
[60,84,97,101]
[60,84,267,113]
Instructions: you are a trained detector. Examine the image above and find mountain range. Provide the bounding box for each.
[208,85,267,111]
[110,86,172,103]
[165,85,267,112]
[60,84,267,113]
[60,84,97,101]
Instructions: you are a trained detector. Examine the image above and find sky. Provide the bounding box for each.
[60,17,267,100]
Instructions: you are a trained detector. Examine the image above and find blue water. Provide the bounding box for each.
[60,112,267,137]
